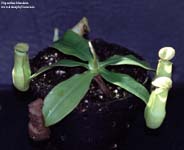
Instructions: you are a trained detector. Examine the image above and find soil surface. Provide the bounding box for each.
[29,39,150,150]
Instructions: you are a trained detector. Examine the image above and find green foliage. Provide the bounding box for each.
[52,30,92,62]
[100,69,150,103]
[30,59,88,79]
[100,54,153,70]
[41,30,151,126]
[43,71,94,126]
[14,29,152,127]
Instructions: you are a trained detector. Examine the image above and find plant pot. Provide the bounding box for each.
[27,38,150,150]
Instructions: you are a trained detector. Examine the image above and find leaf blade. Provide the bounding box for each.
[43,71,94,126]
[100,55,154,70]
[30,59,88,79]
[52,30,92,61]
[55,59,88,69]
[100,69,150,103]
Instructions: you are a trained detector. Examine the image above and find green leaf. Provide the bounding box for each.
[52,30,92,61]
[43,71,94,126]
[56,59,88,68]
[30,59,88,79]
[100,55,154,70]
[100,69,150,103]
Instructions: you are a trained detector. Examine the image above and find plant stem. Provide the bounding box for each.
[88,41,98,72]
[94,75,112,98]
[88,41,111,97]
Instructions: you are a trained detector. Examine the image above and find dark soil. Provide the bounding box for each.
[29,39,150,150]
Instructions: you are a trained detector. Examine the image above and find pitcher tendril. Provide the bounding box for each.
[144,47,175,129]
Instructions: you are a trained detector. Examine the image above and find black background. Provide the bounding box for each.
[0,0,184,150]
